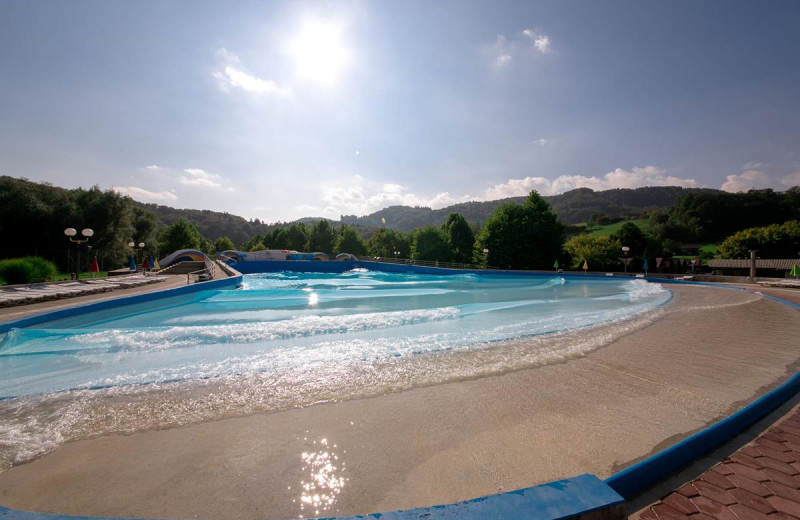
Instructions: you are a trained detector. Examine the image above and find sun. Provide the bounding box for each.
[289,20,350,87]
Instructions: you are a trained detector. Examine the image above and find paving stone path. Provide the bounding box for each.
[634,407,800,520]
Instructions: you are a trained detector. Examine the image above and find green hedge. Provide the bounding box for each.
[0,257,59,285]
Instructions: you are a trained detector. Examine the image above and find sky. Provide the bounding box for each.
[1,1,799,223]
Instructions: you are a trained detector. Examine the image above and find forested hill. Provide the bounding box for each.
[134,203,274,249]
[341,186,719,231]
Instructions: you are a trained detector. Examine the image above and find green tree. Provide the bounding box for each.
[613,222,648,258]
[214,236,236,252]
[367,228,411,258]
[474,191,565,269]
[411,226,451,261]
[334,226,367,256]
[306,220,336,254]
[132,206,161,256]
[285,223,308,251]
[264,228,288,250]
[442,213,475,263]
[563,235,622,270]
[160,218,203,253]
[718,220,800,258]
[242,233,265,252]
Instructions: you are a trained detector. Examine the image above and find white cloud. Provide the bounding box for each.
[179,168,223,188]
[780,171,800,187]
[113,186,178,202]
[144,165,163,170]
[743,162,768,170]
[522,29,551,53]
[484,166,698,199]
[533,138,549,146]
[533,35,551,53]
[721,169,773,192]
[321,180,472,217]
[495,53,512,67]
[212,47,291,96]
[721,164,800,192]
[489,30,551,68]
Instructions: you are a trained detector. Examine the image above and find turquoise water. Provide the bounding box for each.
[0,270,670,469]
[0,270,670,398]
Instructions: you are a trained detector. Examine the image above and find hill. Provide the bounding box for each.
[134,203,275,248]
[341,186,719,231]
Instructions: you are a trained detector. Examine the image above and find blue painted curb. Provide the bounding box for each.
[605,283,800,498]
[0,474,624,520]
[0,275,242,334]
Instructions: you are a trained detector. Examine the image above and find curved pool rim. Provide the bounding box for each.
[1,264,798,519]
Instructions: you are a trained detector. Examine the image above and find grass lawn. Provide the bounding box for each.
[587,219,650,237]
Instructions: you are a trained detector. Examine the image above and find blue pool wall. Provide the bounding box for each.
[0,474,625,520]
[232,259,624,278]
[0,275,242,335]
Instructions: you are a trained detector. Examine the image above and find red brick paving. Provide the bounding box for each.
[634,407,800,519]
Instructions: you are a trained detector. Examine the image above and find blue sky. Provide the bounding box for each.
[1,1,799,223]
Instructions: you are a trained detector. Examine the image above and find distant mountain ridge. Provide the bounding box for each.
[136,186,721,242]
[340,186,719,231]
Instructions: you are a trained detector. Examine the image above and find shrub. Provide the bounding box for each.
[0,259,36,285]
[24,256,58,282]
[0,257,58,285]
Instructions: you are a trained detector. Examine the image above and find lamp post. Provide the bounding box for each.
[128,241,145,271]
[64,228,93,279]
[394,250,400,261]
[621,246,630,273]
[483,248,489,268]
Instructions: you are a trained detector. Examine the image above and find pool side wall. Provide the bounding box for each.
[0,275,242,335]
[0,474,626,520]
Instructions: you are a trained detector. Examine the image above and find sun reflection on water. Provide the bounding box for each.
[296,437,346,517]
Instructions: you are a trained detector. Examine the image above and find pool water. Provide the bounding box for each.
[0,271,669,398]
[0,270,670,469]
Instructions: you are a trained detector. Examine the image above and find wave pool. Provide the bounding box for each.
[0,270,670,469]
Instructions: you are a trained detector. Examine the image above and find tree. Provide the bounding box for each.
[285,223,308,251]
[242,234,265,252]
[160,218,203,253]
[264,228,288,250]
[306,220,336,254]
[474,191,565,269]
[613,222,648,258]
[132,206,160,257]
[442,213,475,263]
[367,228,411,258]
[718,220,800,258]
[563,235,622,270]
[411,226,451,261]
[214,236,235,252]
[334,226,366,256]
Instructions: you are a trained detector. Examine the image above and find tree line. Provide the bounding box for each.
[3,175,798,276]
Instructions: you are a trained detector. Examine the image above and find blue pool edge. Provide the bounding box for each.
[0,275,243,335]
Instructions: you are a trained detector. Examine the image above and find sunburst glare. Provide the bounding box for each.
[289,20,350,86]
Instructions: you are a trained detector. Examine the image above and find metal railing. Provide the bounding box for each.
[187,254,216,284]
[357,256,498,270]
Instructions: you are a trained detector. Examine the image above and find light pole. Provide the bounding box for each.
[483,248,489,268]
[128,241,145,271]
[394,250,400,261]
[65,228,93,279]
[621,246,630,273]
